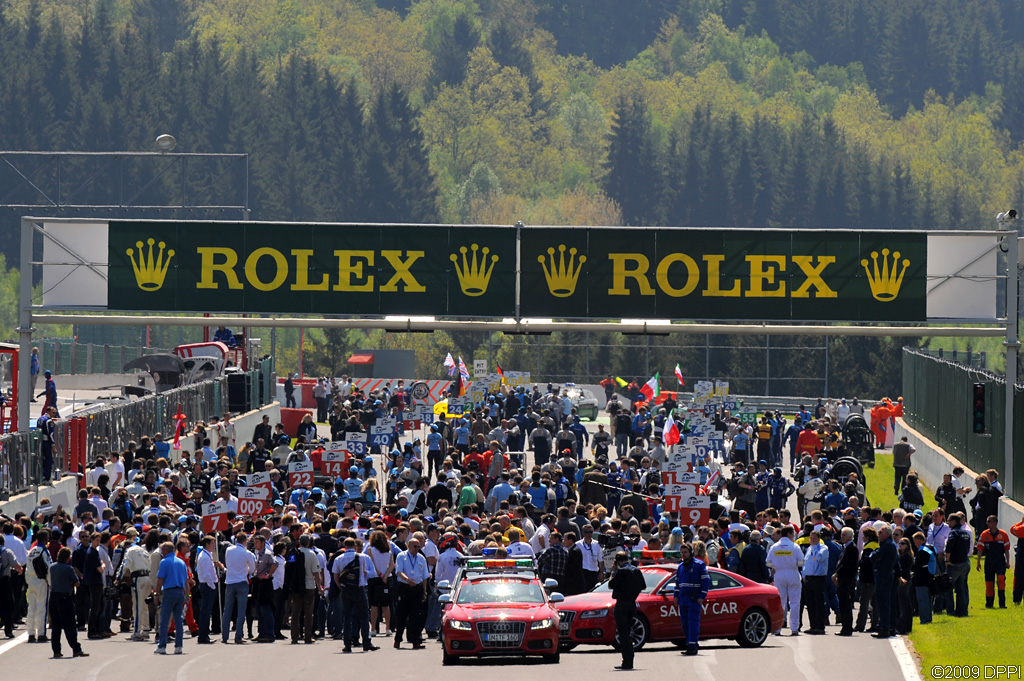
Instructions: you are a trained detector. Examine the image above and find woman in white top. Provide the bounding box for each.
[365,531,395,635]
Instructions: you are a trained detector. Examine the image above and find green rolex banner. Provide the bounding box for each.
[107,221,927,322]
[519,227,926,322]
[108,221,517,316]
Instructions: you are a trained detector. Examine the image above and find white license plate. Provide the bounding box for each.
[484,634,518,642]
[559,624,570,634]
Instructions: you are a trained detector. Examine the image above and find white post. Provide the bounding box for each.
[17,217,34,435]
[1003,229,1019,499]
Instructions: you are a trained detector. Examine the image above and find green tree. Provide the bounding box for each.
[603,93,663,226]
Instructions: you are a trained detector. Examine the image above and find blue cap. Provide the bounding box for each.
[177,515,188,523]
[430,424,438,431]
[364,456,373,462]
[273,499,284,506]
[671,527,683,535]
[398,508,408,517]
[311,487,322,495]
[315,503,327,511]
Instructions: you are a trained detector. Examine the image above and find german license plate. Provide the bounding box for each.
[484,633,518,642]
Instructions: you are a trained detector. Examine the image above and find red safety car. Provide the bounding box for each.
[440,558,563,665]
[557,554,784,652]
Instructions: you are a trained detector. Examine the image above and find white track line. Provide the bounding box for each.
[0,632,27,656]
[891,636,924,681]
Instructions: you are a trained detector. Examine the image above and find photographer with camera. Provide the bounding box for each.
[609,551,647,670]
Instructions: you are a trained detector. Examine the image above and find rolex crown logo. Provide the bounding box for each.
[861,248,909,302]
[538,244,586,297]
[127,238,174,291]
[450,244,497,296]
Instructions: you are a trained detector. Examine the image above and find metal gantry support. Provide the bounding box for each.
[1002,226,1020,499]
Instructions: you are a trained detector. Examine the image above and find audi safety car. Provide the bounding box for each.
[557,551,784,651]
[439,558,563,665]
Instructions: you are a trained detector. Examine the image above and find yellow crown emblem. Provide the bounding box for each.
[538,244,586,297]
[450,244,497,296]
[861,248,909,302]
[127,238,174,291]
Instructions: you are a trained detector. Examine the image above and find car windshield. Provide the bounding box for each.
[591,570,667,595]
[456,579,546,604]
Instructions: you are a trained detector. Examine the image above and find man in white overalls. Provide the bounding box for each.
[120,528,153,641]
[766,525,805,635]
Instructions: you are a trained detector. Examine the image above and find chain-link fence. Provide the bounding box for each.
[901,346,1022,499]
[38,339,172,376]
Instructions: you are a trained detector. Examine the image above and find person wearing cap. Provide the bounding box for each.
[870,523,898,637]
[120,527,153,641]
[674,543,710,656]
[25,528,52,644]
[37,369,59,417]
[609,550,646,670]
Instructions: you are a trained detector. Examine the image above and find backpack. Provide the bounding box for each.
[31,548,49,580]
[336,554,361,589]
[284,547,306,593]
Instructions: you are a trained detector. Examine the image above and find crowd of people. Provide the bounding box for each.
[0,379,1021,664]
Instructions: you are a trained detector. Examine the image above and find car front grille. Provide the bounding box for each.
[476,620,526,648]
[558,611,576,634]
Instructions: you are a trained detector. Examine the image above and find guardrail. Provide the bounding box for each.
[0,356,276,498]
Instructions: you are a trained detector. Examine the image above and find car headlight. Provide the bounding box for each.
[449,620,472,631]
[531,618,555,630]
[580,608,609,619]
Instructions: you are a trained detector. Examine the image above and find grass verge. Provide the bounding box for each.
[867,454,1024,675]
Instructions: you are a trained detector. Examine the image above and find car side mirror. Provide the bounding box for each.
[544,578,559,590]
[437,580,451,591]
[438,593,452,604]
[548,592,564,603]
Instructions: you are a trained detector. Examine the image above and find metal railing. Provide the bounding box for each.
[0,430,38,500]
[902,347,1022,500]
[0,355,276,497]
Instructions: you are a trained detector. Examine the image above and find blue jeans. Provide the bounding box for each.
[915,586,932,623]
[327,590,345,638]
[947,561,970,616]
[197,584,217,641]
[158,587,184,650]
[424,586,441,634]
[222,582,249,642]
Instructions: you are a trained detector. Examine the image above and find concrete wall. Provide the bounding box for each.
[895,417,1023,565]
[230,401,281,447]
[56,374,135,391]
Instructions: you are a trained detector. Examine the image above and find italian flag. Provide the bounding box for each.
[663,416,680,446]
[674,363,684,386]
[639,372,660,401]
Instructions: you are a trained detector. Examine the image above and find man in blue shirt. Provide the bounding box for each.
[802,530,830,635]
[153,541,191,654]
[426,425,444,481]
[29,347,40,400]
[783,419,803,473]
[393,538,430,649]
[453,419,471,456]
[485,472,514,513]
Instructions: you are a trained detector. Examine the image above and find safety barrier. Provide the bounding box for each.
[901,347,1022,500]
[0,356,275,497]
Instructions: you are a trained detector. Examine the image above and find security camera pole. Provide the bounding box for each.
[999,209,1019,497]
